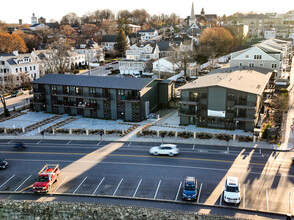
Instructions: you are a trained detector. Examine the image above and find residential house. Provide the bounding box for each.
[157,41,180,58]
[138,29,159,42]
[30,22,60,31]
[0,51,40,88]
[75,40,105,63]
[119,44,160,75]
[153,57,178,74]
[31,74,174,121]
[178,67,276,131]
[100,35,130,51]
[128,24,141,33]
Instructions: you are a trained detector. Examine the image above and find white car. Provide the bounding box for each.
[149,144,179,156]
[223,176,241,204]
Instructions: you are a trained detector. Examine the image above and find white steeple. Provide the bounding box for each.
[189,2,196,26]
[31,13,37,25]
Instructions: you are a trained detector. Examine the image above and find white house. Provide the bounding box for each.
[100,35,130,51]
[75,40,105,63]
[264,29,277,39]
[152,57,178,74]
[119,44,160,75]
[0,51,40,88]
[138,29,159,42]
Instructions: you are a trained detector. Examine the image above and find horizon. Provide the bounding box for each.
[1,0,293,24]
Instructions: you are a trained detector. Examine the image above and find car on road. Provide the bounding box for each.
[11,90,24,97]
[223,176,241,204]
[112,60,118,64]
[149,144,179,156]
[0,158,8,169]
[105,65,113,70]
[182,176,198,200]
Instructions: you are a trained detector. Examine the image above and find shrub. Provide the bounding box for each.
[55,128,70,134]
[262,123,272,139]
[215,133,233,141]
[178,131,193,139]
[237,135,253,142]
[0,128,5,133]
[89,129,104,135]
[72,129,86,134]
[196,132,213,139]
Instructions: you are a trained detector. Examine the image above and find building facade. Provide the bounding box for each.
[31,74,174,122]
[178,67,275,131]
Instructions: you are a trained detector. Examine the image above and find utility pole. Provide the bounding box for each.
[88,53,91,76]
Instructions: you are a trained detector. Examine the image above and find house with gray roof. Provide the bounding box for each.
[31,74,174,121]
[178,67,276,131]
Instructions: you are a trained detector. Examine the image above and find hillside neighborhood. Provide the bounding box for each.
[0,3,294,220]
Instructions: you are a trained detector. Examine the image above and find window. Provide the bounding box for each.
[52,85,57,91]
[89,88,96,94]
[30,66,32,71]
[118,90,124,96]
[259,63,264,67]
[245,55,249,58]
[254,55,262,59]
[25,67,27,71]
[249,63,255,67]
[75,87,82,94]
[272,63,277,68]
[239,62,243,66]
[15,68,18,73]
[34,66,36,70]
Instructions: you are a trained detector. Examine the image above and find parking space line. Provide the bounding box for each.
[266,189,269,211]
[220,187,223,205]
[52,176,68,194]
[73,177,87,194]
[96,141,101,146]
[113,178,123,196]
[14,175,32,192]
[127,142,132,147]
[92,177,105,195]
[133,179,142,198]
[290,192,294,215]
[175,181,182,201]
[7,140,13,144]
[66,140,72,145]
[243,187,245,209]
[154,180,161,199]
[192,144,195,149]
[197,183,203,203]
[36,140,42,144]
[0,175,15,189]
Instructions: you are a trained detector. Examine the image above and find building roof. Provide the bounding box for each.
[31,74,153,90]
[101,35,117,43]
[138,29,156,33]
[179,67,273,95]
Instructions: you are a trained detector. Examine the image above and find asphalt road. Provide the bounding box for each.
[80,63,119,76]
[0,91,32,114]
[0,139,293,219]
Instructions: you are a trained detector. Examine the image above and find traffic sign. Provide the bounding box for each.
[291,124,294,130]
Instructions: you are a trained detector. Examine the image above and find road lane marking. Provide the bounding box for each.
[220,187,223,205]
[0,175,15,189]
[53,176,68,194]
[192,145,195,149]
[36,140,42,144]
[73,177,87,194]
[14,175,32,192]
[7,140,13,144]
[133,179,142,198]
[175,181,182,201]
[154,180,161,199]
[97,141,101,146]
[66,140,72,145]
[243,186,246,209]
[0,151,270,166]
[266,189,269,211]
[197,183,203,203]
[92,177,105,195]
[127,142,132,147]
[113,178,123,196]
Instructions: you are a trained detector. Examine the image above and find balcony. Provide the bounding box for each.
[234,117,255,122]
[178,109,196,117]
[53,101,97,109]
[234,101,256,110]
[52,91,110,100]
[120,95,140,103]
[31,98,46,104]
[33,88,45,94]
[179,98,198,106]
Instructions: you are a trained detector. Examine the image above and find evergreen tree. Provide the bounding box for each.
[114,27,128,57]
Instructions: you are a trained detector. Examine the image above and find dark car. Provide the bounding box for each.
[11,90,24,97]
[105,65,113,70]
[112,60,118,64]
[182,176,198,200]
[0,158,8,169]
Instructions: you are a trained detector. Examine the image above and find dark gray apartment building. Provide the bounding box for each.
[31,74,174,122]
[178,67,276,131]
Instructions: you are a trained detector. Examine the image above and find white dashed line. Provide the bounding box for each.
[154,180,161,199]
[14,175,32,192]
[175,181,182,201]
[92,177,105,195]
[127,142,132,147]
[266,189,270,211]
[133,179,142,198]
[96,141,101,146]
[66,140,72,145]
[243,187,246,208]
[192,145,195,149]
[73,177,87,194]
[36,140,42,144]
[113,178,123,196]
[0,175,15,189]
[7,140,14,144]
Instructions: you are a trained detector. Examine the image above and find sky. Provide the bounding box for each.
[1,0,293,24]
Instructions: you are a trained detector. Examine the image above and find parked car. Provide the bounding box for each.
[105,65,113,70]
[112,60,118,64]
[223,176,241,204]
[182,176,198,200]
[11,90,24,97]
[149,144,179,156]
[0,158,8,169]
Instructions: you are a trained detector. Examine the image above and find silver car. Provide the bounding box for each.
[149,144,179,156]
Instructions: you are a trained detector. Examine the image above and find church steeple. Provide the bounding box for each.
[189,2,196,26]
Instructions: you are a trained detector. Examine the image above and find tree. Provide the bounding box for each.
[6,73,16,91]
[99,20,117,35]
[131,9,150,25]
[0,84,10,117]
[60,12,80,25]
[118,17,131,36]
[14,30,39,52]
[199,27,234,65]
[271,91,289,127]
[118,10,132,20]
[60,25,77,45]
[114,27,128,57]
[81,24,99,40]
[20,72,31,89]
[0,32,28,53]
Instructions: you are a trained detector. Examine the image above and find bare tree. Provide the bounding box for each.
[6,74,16,91]
[0,83,10,117]
[20,72,31,89]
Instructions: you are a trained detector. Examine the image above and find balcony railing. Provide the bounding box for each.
[178,109,196,116]
[31,98,46,104]
[179,98,198,105]
[234,101,256,109]
[52,92,110,100]
[53,101,97,109]
[120,95,140,102]
[33,88,45,93]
